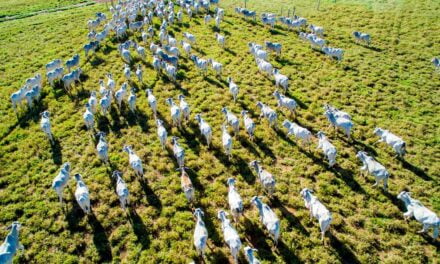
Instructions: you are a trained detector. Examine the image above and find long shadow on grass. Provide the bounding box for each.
[50,138,63,165]
[210,143,256,184]
[128,208,151,249]
[237,135,261,158]
[254,135,276,160]
[329,233,361,264]
[138,177,162,211]
[242,217,277,262]
[270,196,310,236]
[333,165,367,195]
[65,192,87,233]
[400,159,433,181]
[89,212,112,262]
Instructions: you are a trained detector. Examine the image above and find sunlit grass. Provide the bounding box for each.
[0,0,439,263]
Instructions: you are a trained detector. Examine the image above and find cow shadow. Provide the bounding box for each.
[242,218,277,262]
[329,233,361,264]
[333,165,367,195]
[50,138,63,165]
[89,212,112,262]
[400,159,433,181]
[138,177,162,212]
[270,196,310,236]
[128,208,151,249]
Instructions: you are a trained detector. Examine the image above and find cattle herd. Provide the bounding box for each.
[2,0,439,263]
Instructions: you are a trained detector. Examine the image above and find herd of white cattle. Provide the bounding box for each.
[3,0,439,263]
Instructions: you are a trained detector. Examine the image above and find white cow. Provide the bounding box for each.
[300,188,332,242]
[316,132,337,167]
[218,210,242,263]
[356,151,389,190]
[74,174,91,214]
[374,128,406,157]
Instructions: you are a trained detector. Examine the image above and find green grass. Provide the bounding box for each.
[0,0,439,263]
[0,0,89,18]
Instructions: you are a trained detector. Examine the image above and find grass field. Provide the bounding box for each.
[0,0,439,263]
[0,0,89,18]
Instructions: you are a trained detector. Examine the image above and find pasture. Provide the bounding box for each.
[0,0,439,263]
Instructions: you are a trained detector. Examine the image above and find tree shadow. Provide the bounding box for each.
[89,212,112,262]
[138,177,162,211]
[329,233,361,264]
[50,138,63,165]
[400,159,433,181]
[128,208,151,249]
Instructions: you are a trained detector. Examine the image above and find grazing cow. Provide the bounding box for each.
[122,145,144,177]
[397,191,439,239]
[152,55,162,73]
[115,83,128,108]
[249,160,276,195]
[74,174,91,214]
[261,13,276,28]
[178,95,190,122]
[112,171,130,209]
[194,114,212,147]
[83,41,99,57]
[10,87,26,112]
[353,31,371,45]
[309,24,324,36]
[51,162,71,204]
[25,73,42,89]
[273,91,297,116]
[177,10,183,22]
[135,64,143,83]
[156,119,168,149]
[127,88,136,113]
[204,14,212,24]
[193,208,208,257]
[83,103,95,131]
[62,68,82,90]
[96,132,109,164]
[208,59,223,76]
[250,196,280,245]
[244,246,261,264]
[46,67,64,86]
[256,58,273,75]
[256,101,277,128]
[106,73,116,93]
[171,137,185,169]
[300,188,332,242]
[146,89,158,118]
[0,222,23,264]
[65,54,80,72]
[177,167,194,202]
[282,120,312,148]
[183,32,196,43]
[322,47,344,60]
[432,57,440,71]
[133,42,146,59]
[123,64,131,81]
[227,178,244,222]
[215,33,225,48]
[226,77,239,102]
[222,125,233,159]
[99,90,111,116]
[241,110,256,140]
[324,105,353,139]
[162,62,177,82]
[316,131,337,167]
[218,210,242,264]
[46,59,62,72]
[265,41,282,56]
[166,98,182,127]
[248,42,268,61]
[215,15,221,29]
[356,151,389,191]
[40,111,54,143]
[272,69,289,92]
[190,55,208,75]
[374,128,406,157]
[180,41,191,56]
[164,45,180,56]
[306,34,326,49]
[221,107,239,135]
